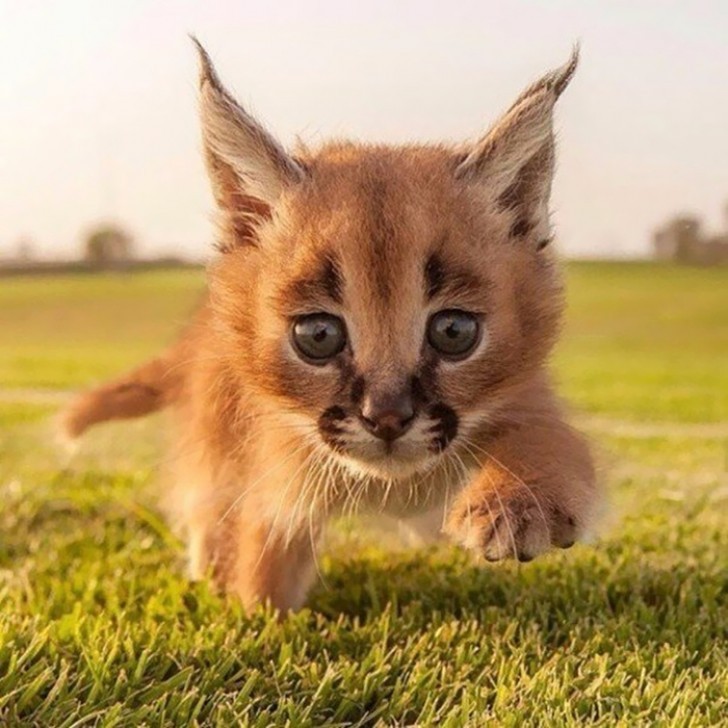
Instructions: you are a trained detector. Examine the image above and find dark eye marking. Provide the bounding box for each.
[350,375,365,405]
[321,255,344,303]
[282,253,344,307]
[410,374,428,407]
[411,353,440,407]
[423,254,485,301]
[424,254,446,299]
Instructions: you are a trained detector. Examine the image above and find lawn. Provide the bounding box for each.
[0,262,725,726]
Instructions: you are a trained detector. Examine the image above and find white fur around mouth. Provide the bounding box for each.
[330,446,441,481]
[323,414,449,481]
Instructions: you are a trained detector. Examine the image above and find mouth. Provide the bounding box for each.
[328,442,441,480]
[316,403,459,480]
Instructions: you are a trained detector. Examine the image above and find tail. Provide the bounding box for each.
[61,347,184,439]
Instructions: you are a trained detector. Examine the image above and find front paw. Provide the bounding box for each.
[445,486,579,562]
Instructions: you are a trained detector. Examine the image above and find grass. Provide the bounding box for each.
[0,262,726,726]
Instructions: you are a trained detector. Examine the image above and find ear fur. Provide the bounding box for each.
[456,47,579,245]
[192,37,305,249]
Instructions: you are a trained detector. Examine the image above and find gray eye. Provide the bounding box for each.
[427,310,480,359]
[292,314,346,362]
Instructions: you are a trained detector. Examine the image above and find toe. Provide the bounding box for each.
[482,515,514,561]
[551,508,579,549]
[514,507,551,561]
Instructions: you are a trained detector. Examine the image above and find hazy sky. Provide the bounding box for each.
[2,1,728,260]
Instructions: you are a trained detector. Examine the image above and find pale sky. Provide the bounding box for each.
[2,1,727,260]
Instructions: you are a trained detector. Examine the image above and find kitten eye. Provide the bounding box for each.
[291,314,347,362]
[427,310,480,359]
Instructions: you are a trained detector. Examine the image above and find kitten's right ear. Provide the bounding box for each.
[192,38,305,248]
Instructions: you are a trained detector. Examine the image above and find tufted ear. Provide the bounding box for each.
[456,47,579,247]
[192,37,305,250]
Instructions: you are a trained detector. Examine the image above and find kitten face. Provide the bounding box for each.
[212,145,563,480]
[197,42,576,481]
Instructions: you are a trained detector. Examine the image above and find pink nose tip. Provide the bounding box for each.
[359,393,415,442]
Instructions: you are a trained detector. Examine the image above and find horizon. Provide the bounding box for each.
[2,2,728,261]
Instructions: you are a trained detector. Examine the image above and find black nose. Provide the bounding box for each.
[358,390,415,442]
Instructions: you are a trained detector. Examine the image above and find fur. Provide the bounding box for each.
[62,41,598,611]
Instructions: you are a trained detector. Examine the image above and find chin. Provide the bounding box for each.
[333,445,440,481]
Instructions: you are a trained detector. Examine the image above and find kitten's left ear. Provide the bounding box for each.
[456,47,579,246]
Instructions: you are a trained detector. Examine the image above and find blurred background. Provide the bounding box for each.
[0,5,726,723]
[2,0,728,267]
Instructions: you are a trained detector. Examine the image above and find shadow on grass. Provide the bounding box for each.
[309,547,725,652]
[3,473,724,660]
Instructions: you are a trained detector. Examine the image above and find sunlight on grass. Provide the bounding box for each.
[0,262,726,725]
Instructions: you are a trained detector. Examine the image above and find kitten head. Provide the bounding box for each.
[195,39,576,480]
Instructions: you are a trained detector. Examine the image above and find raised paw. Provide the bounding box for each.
[444,487,579,562]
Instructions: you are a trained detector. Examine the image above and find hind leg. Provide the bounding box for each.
[163,464,229,582]
[170,476,322,611]
[169,426,324,610]
[187,522,211,581]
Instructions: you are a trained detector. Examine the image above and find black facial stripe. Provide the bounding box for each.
[413,352,440,406]
[320,405,346,425]
[284,253,344,306]
[424,253,445,299]
[326,341,459,455]
[322,255,344,304]
[423,257,488,302]
[427,402,459,452]
[333,356,358,405]
[318,405,348,449]
[350,375,365,405]
[410,375,427,408]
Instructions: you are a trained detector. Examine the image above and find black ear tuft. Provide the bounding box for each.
[536,236,554,251]
[509,218,535,239]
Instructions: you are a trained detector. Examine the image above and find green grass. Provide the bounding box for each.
[0,270,203,389]
[0,262,726,726]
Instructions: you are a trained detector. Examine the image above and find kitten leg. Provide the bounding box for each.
[166,473,225,582]
[445,406,598,562]
[160,468,216,581]
[173,480,319,608]
[187,527,208,581]
[226,519,319,612]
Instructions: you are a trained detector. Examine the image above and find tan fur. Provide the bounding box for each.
[62,345,182,437]
[63,42,598,611]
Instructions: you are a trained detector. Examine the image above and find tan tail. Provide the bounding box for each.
[61,348,184,439]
